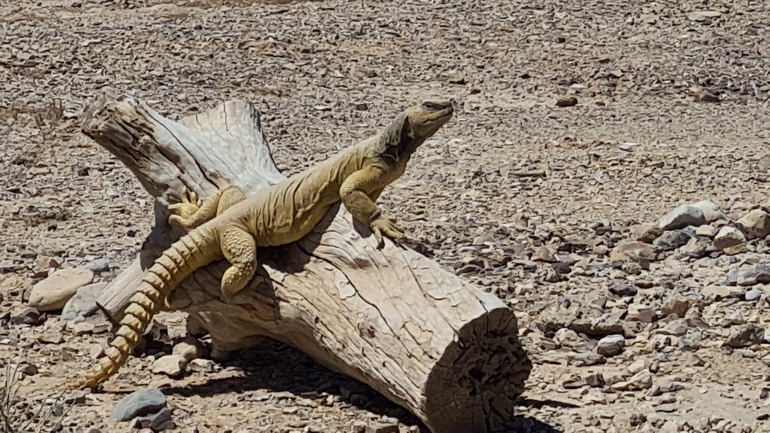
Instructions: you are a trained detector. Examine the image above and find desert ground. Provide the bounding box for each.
[2,0,770,432]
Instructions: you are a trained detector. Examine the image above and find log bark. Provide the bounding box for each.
[78,90,532,433]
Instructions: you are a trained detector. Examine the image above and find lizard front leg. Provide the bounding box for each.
[169,184,246,231]
[168,189,202,221]
[218,227,257,301]
[339,166,405,247]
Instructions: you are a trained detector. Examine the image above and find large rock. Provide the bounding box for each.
[737,209,770,239]
[61,282,107,321]
[690,200,725,222]
[596,334,626,357]
[658,204,707,231]
[111,389,167,422]
[714,226,746,250]
[28,269,94,312]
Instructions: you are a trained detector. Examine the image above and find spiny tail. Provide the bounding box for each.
[75,226,220,389]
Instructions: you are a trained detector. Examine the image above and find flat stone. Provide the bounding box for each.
[28,268,94,312]
[661,295,690,317]
[679,237,709,258]
[561,374,587,389]
[584,372,605,387]
[73,322,95,336]
[38,330,64,344]
[695,224,717,237]
[61,282,107,321]
[596,334,625,357]
[152,355,187,377]
[64,390,87,405]
[19,363,38,376]
[629,223,661,243]
[702,284,740,299]
[660,318,688,336]
[655,404,678,413]
[172,337,207,362]
[83,258,110,273]
[366,422,399,433]
[650,379,684,396]
[627,304,657,323]
[569,315,624,337]
[90,344,104,359]
[679,337,702,351]
[737,209,770,239]
[628,359,647,374]
[658,204,707,231]
[723,243,749,255]
[653,228,694,252]
[555,96,578,107]
[532,245,557,262]
[606,280,637,297]
[11,307,44,326]
[553,328,583,348]
[714,226,746,250]
[691,200,725,222]
[611,369,652,391]
[725,311,746,326]
[567,351,606,367]
[746,288,764,302]
[725,324,765,348]
[736,264,770,286]
[621,261,642,275]
[186,359,216,373]
[134,407,175,431]
[609,241,654,265]
[111,389,167,422]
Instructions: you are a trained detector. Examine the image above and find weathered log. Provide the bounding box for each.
[78,90,532,433]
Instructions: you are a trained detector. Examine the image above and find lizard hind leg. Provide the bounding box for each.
[169,185,246,231]
[219,227,257,302]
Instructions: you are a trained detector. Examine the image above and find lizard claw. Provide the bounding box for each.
[179,188,201,207]
[370,216,405,248]
[169,188,203,220]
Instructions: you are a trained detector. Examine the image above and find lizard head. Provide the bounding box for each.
[405,100,455,139]
[382,100,454,158]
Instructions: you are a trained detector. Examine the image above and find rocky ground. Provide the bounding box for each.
[2,0,770,432]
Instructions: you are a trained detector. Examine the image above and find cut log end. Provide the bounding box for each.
[425,308,532,433]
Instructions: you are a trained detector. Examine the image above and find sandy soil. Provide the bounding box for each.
[2,0,770,432]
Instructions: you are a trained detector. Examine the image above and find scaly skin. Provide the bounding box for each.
[74,100,454,389]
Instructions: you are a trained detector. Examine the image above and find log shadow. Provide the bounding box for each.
[160,339,562,433]
[161,339,428,427]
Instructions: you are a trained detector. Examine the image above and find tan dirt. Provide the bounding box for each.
[2,0,770,432]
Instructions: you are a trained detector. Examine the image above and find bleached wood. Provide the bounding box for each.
[79,91,532,433]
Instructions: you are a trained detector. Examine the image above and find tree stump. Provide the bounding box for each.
[78,90,532,433]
